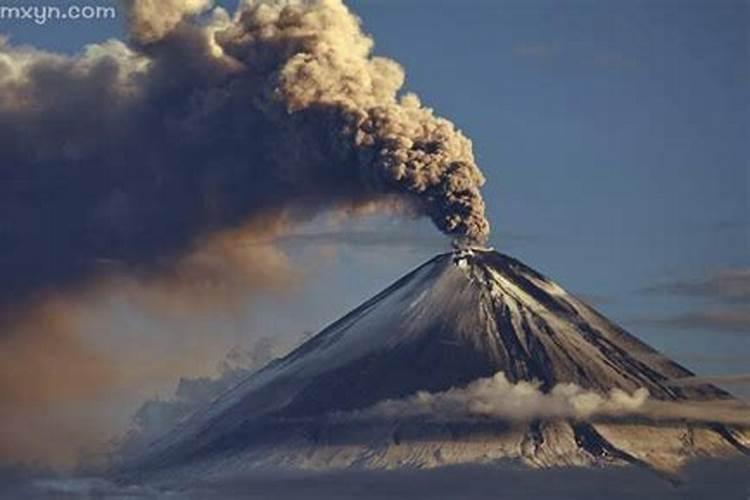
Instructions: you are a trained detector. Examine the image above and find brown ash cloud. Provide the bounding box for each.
[0,0,490,466]
[0,0,489,311]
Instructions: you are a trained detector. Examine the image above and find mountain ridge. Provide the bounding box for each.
[122,249,748,480]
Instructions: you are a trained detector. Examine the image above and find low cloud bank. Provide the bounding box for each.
[343,372,750,426]
[639,267,750,335]
[2,459,749,499]
[643,269,750,302]
[358,372,649,421]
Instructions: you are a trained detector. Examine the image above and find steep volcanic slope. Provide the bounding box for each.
[126,250,748,478]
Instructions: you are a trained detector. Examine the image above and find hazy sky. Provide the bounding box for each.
[2,0,747,390]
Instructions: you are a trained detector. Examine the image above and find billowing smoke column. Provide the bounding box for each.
[0,0,490,466]
[0,0,490,310]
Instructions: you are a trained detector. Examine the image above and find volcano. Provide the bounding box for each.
[125,249,749,480]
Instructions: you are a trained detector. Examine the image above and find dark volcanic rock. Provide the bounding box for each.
[122,250,747,479]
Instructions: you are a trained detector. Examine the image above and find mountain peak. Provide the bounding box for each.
[123,251,748,480]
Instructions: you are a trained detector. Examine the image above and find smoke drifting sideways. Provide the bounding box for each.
[341,372,750,427]
[0,0,489,467]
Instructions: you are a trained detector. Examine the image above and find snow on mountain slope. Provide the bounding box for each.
[122,249,748,480]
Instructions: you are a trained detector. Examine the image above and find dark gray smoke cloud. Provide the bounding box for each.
[0,0,489,312]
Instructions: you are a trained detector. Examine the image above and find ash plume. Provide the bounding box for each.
[0,0,489,311]
[0,0,489,466]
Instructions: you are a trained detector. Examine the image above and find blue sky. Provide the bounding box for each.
[348,0,750,376]
[2,0,747,380]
